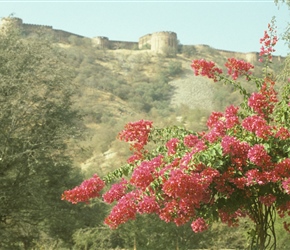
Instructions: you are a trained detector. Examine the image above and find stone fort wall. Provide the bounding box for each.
[0,17,84,43]
[139,31,178,53]
[0,17,283,62]
[0,17,177,53]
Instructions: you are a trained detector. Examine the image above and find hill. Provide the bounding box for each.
[54,37,284,178]
[4,16,284,176]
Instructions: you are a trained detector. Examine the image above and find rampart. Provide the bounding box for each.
[218,48,282,63]
[0,17,84,43]
[0,18,178,53]
[0,17,284,60]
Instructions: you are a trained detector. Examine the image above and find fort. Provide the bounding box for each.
[0,17,283,62]
[0,17,178,53]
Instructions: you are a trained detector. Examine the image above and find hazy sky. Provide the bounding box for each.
[0,1,289,56]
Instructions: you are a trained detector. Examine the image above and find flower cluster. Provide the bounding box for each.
[183,134,200,148]
[225,105,240,128]
[191,217,209,233]
[61,174,105,204]
[203,106,240,143]
[103,178,128,203]
[191,59,223,82]
[248,79,278,118]
[104,191,139,229]
[166,138,179,156]
[137,195,160,214]
[62,22,290,246]
[282,178,290,195]
[225,58,254,80]
[130,155,163,190]
[221,135,250,168]
[275,127,290,140]
[247,144,272,169]
[242,115,272,139]
[259,194,277,207]
[118,119,153,162]
[259,22,278,62]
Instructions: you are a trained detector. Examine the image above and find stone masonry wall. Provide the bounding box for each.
[1,17,283,61]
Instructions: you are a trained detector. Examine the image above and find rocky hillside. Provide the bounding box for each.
[59,39,284,177]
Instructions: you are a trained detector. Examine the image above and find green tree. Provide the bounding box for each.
[0,17,93,249]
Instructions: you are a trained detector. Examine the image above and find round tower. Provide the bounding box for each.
[151,31,177,53]
[138,33,152,49]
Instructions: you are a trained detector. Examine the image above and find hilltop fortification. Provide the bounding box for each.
[139,31,178,53]
[0,17,84,43]
[0,17,178,53]
[0,17,284,62]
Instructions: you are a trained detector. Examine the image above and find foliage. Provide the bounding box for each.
[274,0,290,8]
[0,17,106,249]
[162,46,177,58]
[182,45,197,58]
[63,20,290,249]
[72,214,249,249]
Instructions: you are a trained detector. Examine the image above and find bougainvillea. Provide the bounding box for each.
[61,174,105,204]
[63,20,290,249]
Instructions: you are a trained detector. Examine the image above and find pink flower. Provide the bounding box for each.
[282,178,290,194]
[259,22,278,62]
[259,194,276,206]
[248,80,278,118]
[207,111,224,129]
[230,177,247,189]
[159,200,178,223]
[245,169,275,186]
[274,159,290,178]
[242,115,272,139]
[184,134,200,148]
[127,151,143,163]
[130,155,163,190]
[275,127,290,140]
[137,195,160,214]
[248,92,267,116]
[247,144,272,169]
[104,191,139,229]
[207,123,226,143]
[118,120,153,152]
[225,105,240,128]
[225,58,254,80]
[221,136,250,168]
[245,169,261,186]
[162,169,206,202]
[166,138,179,156]
[191,217,209,233]
[221,136,250,157]
[62,174,105,204]
[191,59,223,82]
[103,178,128,204]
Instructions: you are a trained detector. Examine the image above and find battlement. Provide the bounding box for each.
[152,31,177,35]
[22,23,53,29]
[0,17,178,53]
[3,17,282,61]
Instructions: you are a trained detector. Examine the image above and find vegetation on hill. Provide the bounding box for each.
[0,16,288,249]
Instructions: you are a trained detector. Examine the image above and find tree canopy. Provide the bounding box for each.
[0,17,95,249]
